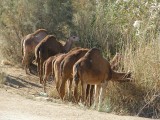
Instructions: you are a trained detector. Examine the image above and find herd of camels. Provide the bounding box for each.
[21,29,132,111]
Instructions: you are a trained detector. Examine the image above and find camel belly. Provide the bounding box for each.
[82,71,104,85]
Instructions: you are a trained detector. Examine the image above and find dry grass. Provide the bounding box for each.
[72,1,160,118]
[104,42,160,118]
[48,86,60,99]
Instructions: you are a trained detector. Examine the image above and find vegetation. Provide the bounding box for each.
[0,0,159,118]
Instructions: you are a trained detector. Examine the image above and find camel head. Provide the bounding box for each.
[63,36,79,52]
[68,36,79,42]
[120,71,132,82]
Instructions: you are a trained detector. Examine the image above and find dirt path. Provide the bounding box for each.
[0,65,155,120]
[0,88,153,120]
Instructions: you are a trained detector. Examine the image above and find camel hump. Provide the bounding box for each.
[32,29,48,36]
[47,35,56,39]
[85,47,102,59]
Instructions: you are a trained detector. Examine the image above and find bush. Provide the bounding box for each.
[0,0,74,64]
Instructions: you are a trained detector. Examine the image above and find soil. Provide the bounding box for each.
[0,64,154,120]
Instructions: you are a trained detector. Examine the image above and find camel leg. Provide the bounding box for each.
[59,78,67,100]
[43,76,47,93]
[86,85,90,106]
[86,84,94,107]
[24,64,29,74]
[67,78,72,101]
[98,81,108,112]
[55,72,60,94]
[37,60,40,76]
[81,82,87,105]
[39,59,44,84]
[73,78,79,103]
[89,85,94,107]
[93,85,100,109]
[22,54,30,75]
[23,59,30,75]
[43,73,50,93]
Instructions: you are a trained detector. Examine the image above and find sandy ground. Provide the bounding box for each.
[0,65,155,120]
[0,88,153,120]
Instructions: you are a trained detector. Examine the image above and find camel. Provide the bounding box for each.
[59,48,89,100]
[35,35,79,84]
[42,54,61,92]
[42,47,81,93]
[110,52,123,70]
[53,54,67,94]
[73,48,131,111]
[85,53,124,106]
[21,29,48,74]
[53,47,82,95]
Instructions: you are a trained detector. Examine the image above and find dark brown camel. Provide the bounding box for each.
[35,35,79,84]
[21,29,48,74]
[73,48,131,111]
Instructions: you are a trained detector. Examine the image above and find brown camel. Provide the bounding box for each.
[85,53,124,107]
[21,29,48,74]
[35,35,79,84]
[53,47,82,95]
[59,48,89,100]
[73,48,131,111]
[42,54,62,92]
[53,54,67,94]
[110,52,123,70]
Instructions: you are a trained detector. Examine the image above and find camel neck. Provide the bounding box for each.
[63,39,73,52]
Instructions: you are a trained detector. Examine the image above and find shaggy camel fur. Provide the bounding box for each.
[110,53,123,70]
[21,29,48,74]
[35,35,79,84]
[73,48,131,111]
[59,48,89,100]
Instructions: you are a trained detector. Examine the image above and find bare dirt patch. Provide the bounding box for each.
[0,64,154,120]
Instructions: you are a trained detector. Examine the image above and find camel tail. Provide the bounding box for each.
[43,61,47,78]
[51,59,56,76]
[73,63,80,83]
[35,46,40,63]
[21,38,25,56]
[60,60,65,77]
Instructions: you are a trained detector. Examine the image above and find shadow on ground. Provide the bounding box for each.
[5,75,42,88]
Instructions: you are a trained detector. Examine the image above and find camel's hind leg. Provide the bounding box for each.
[73,77,80,103]
[67,78,73,101]
[88,85,94,107]
[93,85,100,109]
[98,81,108,111]
[59,77,67,100]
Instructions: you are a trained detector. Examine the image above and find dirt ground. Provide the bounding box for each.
[0,64,154,120]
